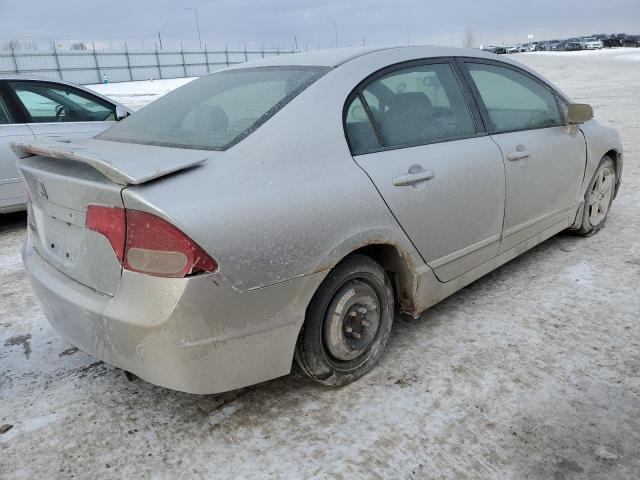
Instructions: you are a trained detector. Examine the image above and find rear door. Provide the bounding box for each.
[458,59,586,251]
[6,80,117,143]
[0,82,35,210]
[345,59,506,282]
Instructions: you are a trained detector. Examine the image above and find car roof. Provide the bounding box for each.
[228,45,508,69]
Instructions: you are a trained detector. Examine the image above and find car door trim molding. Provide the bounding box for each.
[500,202,578,252]
[428,233,501,282]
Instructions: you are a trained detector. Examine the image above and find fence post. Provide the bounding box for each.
[244,43,248,62]
[261,42,264,58]
[204,43,210,73]
[155,45,163,79]
[124,41,133,81]
[51,42,62,79]
[277,44,280,56]
[224,43,229,67]
[92,42,101,83]
[9,41,19,74]
[180,43,187,77]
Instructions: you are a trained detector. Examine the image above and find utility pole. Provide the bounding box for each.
[326,20,338,48]
[184,7,202,49]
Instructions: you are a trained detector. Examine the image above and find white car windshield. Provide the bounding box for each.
[99,66,329,150]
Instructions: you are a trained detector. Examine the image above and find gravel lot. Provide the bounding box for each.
[1,49,639,479]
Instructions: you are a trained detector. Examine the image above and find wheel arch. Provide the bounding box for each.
[603,148,622,197]
[348,243,419,314]
[307,238,426,319]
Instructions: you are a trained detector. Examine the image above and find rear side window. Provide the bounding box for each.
[465,63,562,132]
[344,96,379,153]
[345,63,477,154]
[99,66,329,150]
[9,81,116,123]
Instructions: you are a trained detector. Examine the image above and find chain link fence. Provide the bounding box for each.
[0,44,295,85]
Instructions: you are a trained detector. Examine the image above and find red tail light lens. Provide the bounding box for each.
[86,206,217,278]
[86,205,126,261]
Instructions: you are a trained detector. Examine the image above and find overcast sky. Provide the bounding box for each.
[1,0,638,50]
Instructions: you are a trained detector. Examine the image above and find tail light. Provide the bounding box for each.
[86,205,218,278]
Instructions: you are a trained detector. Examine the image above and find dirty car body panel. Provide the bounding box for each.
[17,46,622,393]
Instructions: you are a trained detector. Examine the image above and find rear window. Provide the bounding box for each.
[99,66,329,150]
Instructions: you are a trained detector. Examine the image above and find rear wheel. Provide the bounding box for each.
[295,255,394,387]
[575,156,616,236]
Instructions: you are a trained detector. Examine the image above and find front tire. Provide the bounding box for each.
[575,156,616,236]
[295,255,394,387]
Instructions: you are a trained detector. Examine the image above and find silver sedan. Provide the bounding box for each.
[15,46,622,394]
[0,75,130,213]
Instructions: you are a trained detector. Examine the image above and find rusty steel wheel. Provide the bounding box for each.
[295,255,394,387]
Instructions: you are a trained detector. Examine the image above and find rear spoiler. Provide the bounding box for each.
[11,140,207,186]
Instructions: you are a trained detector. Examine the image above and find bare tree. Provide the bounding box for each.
[462,28,475,49]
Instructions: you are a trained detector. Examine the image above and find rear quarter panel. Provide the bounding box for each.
[121,63,426,292]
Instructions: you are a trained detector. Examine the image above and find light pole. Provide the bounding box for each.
[157,22,168,50]
[326,20,338,48]
[184,7,202,50]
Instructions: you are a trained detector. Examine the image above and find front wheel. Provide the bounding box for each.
[575,156,616,236]
[295,255,394,387]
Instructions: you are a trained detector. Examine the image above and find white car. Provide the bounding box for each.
[0,76,131,213]
[580,38,604,50]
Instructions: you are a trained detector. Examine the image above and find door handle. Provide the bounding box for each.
[392,169,435,186]
[506,147,531,161]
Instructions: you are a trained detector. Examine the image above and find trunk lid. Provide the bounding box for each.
[16,139,208,295]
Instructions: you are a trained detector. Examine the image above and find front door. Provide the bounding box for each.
[345,60,506,282]
[6,80,117,143]
[0,87,35,210]
[460,60,586,251]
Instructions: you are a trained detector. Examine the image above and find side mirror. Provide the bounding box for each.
[567,103,593,124]
[115,104,129,120]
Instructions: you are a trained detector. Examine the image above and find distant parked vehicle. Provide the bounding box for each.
[565,42,583,51]
[580,38,604,50]
[0,76,131,213]
[505,46,519,54]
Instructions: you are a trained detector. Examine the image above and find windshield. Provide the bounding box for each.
[98,66,329,150]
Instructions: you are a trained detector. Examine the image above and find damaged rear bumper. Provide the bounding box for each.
[23,238,324,394]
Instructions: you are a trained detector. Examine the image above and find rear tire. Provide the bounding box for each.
[295,255,394,387]
[575,156,616,236]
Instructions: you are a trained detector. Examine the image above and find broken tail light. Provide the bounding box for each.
[86,205,218,278]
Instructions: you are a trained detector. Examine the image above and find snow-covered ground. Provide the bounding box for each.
[86,77,195,110]
[513,46,640,62]
[1,51,639,480]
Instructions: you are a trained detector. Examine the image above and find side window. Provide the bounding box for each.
[9,82,116,123]
[0,94,12,124]
[344,96,379,154]
[466,63,562,132]
[358,63,476,149]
